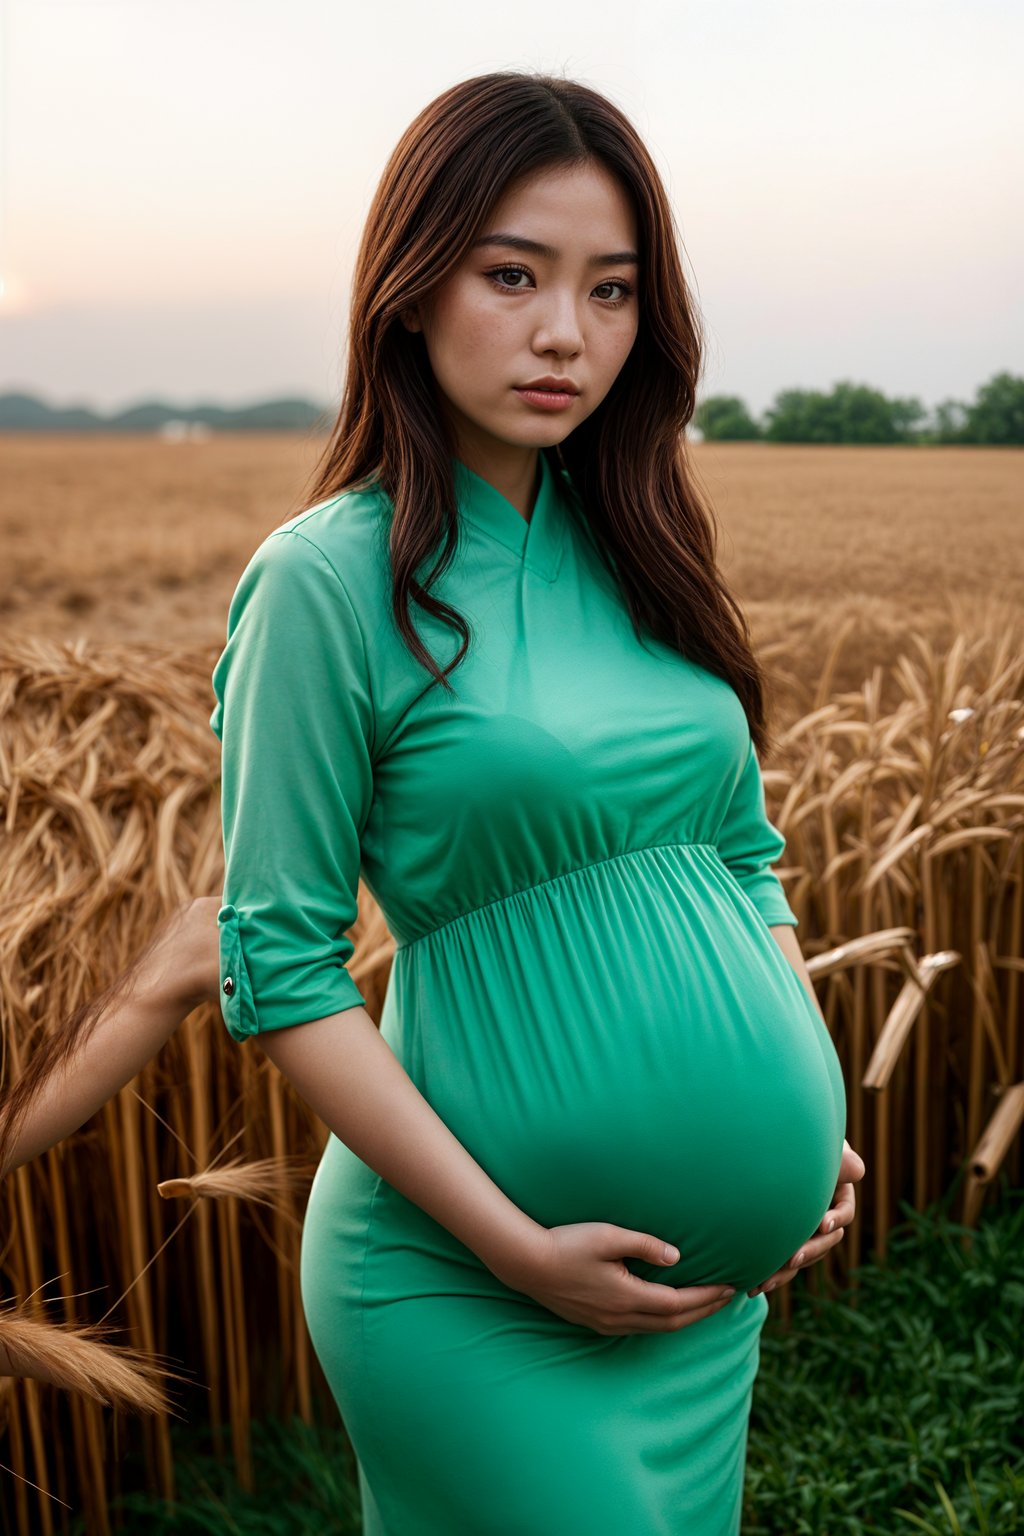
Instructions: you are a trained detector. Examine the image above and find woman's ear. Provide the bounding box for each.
[399,306,423,333]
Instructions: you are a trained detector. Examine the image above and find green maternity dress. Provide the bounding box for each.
[210,447,847,1536]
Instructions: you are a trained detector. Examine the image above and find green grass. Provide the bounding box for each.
[72,1178,1024,1535]
[70,1415,363,1536]
[744,1177,1024,1535]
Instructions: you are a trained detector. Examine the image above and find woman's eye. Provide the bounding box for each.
[485,267,633,307]
[491,267,532,289]
[594,280,631,304]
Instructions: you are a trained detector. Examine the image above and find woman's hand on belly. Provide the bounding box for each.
[746,1139,867,1298]
[499,1220,739,1336]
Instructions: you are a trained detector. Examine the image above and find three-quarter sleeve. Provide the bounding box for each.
[209,528,376,1042]
[715,734,799,929]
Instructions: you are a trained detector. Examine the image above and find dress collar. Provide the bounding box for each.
[451,449,567,583]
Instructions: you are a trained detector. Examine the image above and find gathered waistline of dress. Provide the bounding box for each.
[393,841,725,954]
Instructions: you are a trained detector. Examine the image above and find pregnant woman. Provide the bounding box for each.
[0,69,865,1536]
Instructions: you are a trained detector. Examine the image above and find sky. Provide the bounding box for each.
[0,0,1020,419]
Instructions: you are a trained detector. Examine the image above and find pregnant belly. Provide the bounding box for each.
[385,850,848,1295]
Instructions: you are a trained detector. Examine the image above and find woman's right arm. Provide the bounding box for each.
[258,1001,547,1287]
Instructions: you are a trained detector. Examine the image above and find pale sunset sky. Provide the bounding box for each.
[0,0,1019,418]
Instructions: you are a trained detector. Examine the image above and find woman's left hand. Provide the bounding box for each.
[746,1139,867,1298]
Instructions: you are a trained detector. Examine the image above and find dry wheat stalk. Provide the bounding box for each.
[0,1304,188,1415]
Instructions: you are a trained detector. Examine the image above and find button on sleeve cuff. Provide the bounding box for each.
[216,903,366,1043]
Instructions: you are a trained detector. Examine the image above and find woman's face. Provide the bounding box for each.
[402,159,640,462]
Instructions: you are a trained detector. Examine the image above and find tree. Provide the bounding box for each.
[690,372,1024,446]
[693,395,761,441]
[932,399,969,443]
[962,372,1024,445]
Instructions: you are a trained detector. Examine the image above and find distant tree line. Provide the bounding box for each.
[694,371,1024,445]
[3,370,1022,443]
[0,392,328,433]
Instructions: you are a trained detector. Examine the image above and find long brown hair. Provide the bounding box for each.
[298,69,778,759]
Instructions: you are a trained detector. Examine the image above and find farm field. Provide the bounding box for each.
[1,434,1020,713]
[2,437,1021,1532]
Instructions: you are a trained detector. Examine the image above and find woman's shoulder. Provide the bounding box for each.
[268,480,393,594]
[222,482,394,641]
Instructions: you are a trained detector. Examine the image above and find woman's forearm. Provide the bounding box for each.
[769,923,825,1021]
[0,901,210,1180]
[258,1010,547,1290]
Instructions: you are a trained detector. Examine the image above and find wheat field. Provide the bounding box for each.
[0,433,1021,1533]
[2,434,1019,681]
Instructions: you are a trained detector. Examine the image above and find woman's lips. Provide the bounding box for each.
[513,386,578,411]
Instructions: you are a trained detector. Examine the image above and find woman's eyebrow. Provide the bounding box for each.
[472,232,639,266]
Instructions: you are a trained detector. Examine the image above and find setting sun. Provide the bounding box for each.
[0,270,32,312]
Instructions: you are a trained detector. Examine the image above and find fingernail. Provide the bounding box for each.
[794,1250,806,1266]
[663,1245,679,1263]
[720,1287,736,1299]
[825,1218,835,1232]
